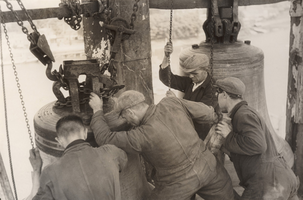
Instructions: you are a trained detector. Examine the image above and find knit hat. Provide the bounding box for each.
[215,77,246,96]
[114,90,145,115]
[179,53,210,73]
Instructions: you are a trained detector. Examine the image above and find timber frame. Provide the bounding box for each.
[1,0,287,23]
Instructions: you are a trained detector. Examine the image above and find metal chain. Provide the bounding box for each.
[167,0,173,89]
[209,0,216,113]
[130,0,140,29]
[2,23,35,150]
[2,0,34,43]
[15,0,39,34]
[0,13,19,200]
[63,0,83,30]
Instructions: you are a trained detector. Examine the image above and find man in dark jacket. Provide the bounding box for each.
[89,90,234,200]
[215,77,299,200]
[159,42,217,140]
[28,114,128,200]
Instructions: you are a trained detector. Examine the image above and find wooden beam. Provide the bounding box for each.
[0,152,14,200]
[0,0,288,24]
[149,0,288,9]
[286,0,303,198]
[0,1,99,23]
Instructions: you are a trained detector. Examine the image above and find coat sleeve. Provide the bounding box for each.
[90,110,145,154]
[32,170,55,200]
[103,144,128,172]
[159,65,192,92]
[224,113,267,155]
[177,98,218,124]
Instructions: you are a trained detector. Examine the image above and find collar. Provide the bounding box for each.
[228,101,248,119]
[192,80,204,91]
[191,73,211,89]
[65,139,87,151]
[140,104,156,125]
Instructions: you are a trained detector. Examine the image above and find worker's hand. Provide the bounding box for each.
[166,90,176,98]
[29,148,42,173]
[164,42,173,57]
[215,121,231,138]
[89,92,103,113]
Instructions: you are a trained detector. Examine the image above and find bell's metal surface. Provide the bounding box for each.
[181,41,294,167]
[34,101,152,199]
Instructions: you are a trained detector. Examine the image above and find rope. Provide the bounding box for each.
[0,8,19,200]
[167,0,173,89]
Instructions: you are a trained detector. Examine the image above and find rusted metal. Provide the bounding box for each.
[286,0,303,198]
[49,59,121,113]
[203,0,241,43]
[29,32,55,65]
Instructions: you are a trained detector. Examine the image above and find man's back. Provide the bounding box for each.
[139,97,205,172]
[33,142,127,200]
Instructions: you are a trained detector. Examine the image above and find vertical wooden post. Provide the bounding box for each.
[0,152,14,200]
[286,1,303,198]
[82,0,153,104]
[81,0,153,199]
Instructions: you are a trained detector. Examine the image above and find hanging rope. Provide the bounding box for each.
[0,9,19,200]
[167,0,173,89]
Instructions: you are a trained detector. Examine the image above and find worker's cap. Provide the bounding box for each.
[214,77,246,97]
[179,53,209,73]
[114,90,145,115]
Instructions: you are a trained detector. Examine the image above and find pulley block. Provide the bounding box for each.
[29,32,55,65]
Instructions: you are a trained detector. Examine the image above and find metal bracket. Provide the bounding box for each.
[29,32,55,65]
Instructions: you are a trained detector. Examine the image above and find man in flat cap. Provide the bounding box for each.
[89,90,234,200]
[215,77,299,200]
[159,42,217,141]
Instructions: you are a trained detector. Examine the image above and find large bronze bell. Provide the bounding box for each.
[180,41,294,167]
[34,58,152,199]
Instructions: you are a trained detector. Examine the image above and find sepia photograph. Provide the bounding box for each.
[0,0,301,199]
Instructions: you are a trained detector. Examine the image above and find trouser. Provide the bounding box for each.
[147,150,234,200]
[239,158,299,200]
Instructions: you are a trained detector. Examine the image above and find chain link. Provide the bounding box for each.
[3,0,33,41]
[167,0,173,89]
[130,0,140,29]
[0,11,18,200]
[15,0,39,34]
[2,23,35,150]
[209,0,216,111]
[63,0,83,30]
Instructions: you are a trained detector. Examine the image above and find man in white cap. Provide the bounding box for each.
[89,90,234,200]
[159,42,217,140]
[215,77,299,200]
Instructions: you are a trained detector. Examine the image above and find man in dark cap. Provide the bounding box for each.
[89,90,234,200]
[27,114,128,200]
[215,77,299,200]
[159,42,217,140]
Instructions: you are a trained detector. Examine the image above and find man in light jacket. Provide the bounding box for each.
[89,90,234,200]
